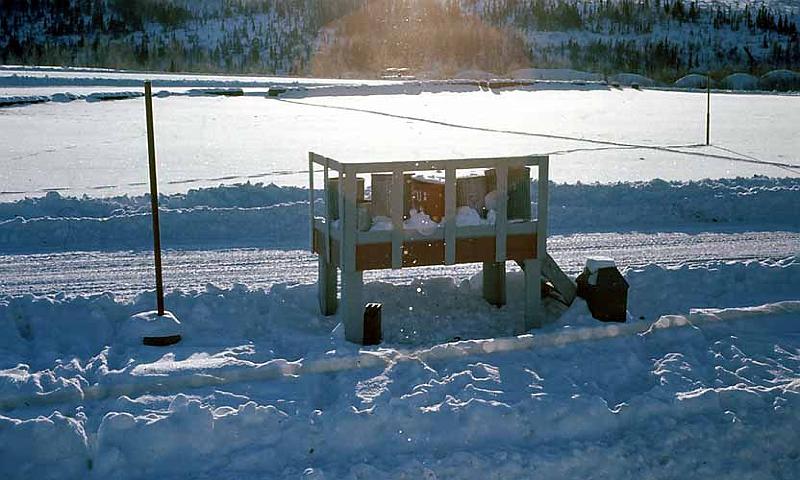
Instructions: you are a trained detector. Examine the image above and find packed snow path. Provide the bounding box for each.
[1,231,796,299]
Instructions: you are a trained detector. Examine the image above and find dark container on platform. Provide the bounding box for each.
[327,177,365,221]
[409,176,445,222]
[576,267,629,322]
[371,173,413,219]
[456,174,488,213]
[485,166,531,220]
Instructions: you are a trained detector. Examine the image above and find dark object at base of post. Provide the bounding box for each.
[363,303,382,345]
[482,261,506,307]
[576,267,629,322]
[142,334,182,347]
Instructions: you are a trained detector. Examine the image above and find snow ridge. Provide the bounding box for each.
[0,178,796,253]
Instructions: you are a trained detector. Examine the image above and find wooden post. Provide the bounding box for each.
[444,168,456,266]
[537,157,548,261]
[494,164,508,262]
[312,154,337,315]
[144,81,165,316]
[524,156,550,330]
[482,261,506,307]
[308,153,315,250]
[390,169,404,269]
[318,234,338,316]
[706,73,711,146]
[484,163,507,307]
[523,258,542,331]
[340,169,364,343]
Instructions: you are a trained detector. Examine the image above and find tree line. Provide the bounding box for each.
[1,0,797,79]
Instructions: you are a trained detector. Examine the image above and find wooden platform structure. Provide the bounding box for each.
[309,152,550,344]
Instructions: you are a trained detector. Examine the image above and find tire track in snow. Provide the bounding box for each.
[0,231,796,299]
[278,98,800,171]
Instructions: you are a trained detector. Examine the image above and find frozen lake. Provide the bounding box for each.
[2,73,798,200]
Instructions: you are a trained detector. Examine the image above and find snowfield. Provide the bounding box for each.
[1,68,799,479]
[1,261,799,479]
[1,68,798,200]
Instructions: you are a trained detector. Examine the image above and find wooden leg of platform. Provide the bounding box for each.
[482,261,506,307]
[341,270,364,343]
[523,258,543,331]
[318,246,338,316]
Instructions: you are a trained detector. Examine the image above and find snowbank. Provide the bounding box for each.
[546,177,800,233]
[511,68,602,82]
[0,183,308,222]
[674,73,711,89]
[0,202,311,252]
[186,88,244,97]
[1,177,796,253]
[759,69,800,91]
[0,259,797,479]
[722,73,759,91]
[1,258,797,371]
[608,73,656,87]
[85,91,143,102]
[0,95,50,107]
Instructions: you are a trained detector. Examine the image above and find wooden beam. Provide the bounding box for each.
[324,233,537,271]
[323,158,331,263]
[317,234,338,316]
[523,258,542,331]
[542,253,577,305]
[347,155,546,174]
[341,170,358,273]
[495,164,508,263]
[308,153,314,251]
[444,167,456,265]
[391,169,404,269]
[537,157,549,260]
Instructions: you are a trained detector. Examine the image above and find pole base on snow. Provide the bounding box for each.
[122,310,183,347]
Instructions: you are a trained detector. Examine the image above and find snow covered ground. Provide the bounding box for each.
[0,179,797,478]
[1,260,799,479]
[1,68,799,479]
[1,68,798,200]
[2,231,797,300]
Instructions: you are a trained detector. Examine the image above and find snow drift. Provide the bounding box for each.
[674,74,711,89]
[0,259,798,479]
[722,73,759,91]
[0,177,796,253]
[511,68,603,82]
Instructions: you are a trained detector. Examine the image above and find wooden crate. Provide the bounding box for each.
[409,175,445,222]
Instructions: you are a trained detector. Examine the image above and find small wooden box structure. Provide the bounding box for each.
[456,174,488,212]
[308,152,550,344]
[409,175,445,222]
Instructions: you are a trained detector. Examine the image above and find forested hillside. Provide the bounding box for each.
[1,0,798,80]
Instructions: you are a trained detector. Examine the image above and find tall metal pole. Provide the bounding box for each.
[144,81,165,316]
[705,72,711,146]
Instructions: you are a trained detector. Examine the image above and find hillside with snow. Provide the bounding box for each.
[1,0,799,82]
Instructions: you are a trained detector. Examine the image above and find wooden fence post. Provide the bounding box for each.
[144,80,165,316]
